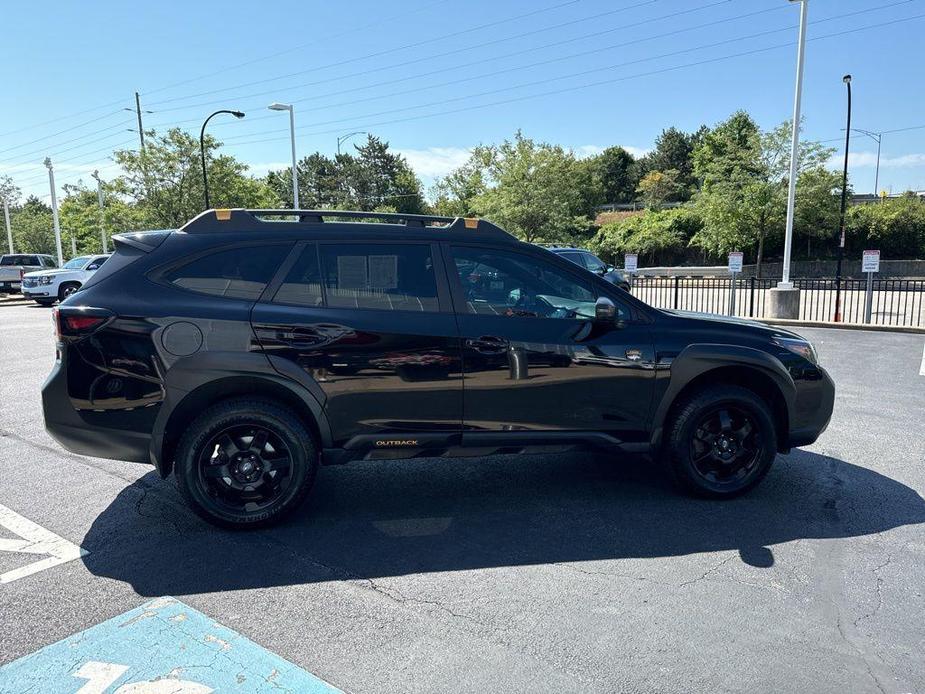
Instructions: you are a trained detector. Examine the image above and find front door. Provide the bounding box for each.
[252,241,463,447]
[445,245,656,441]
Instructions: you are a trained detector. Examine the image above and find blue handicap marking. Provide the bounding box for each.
[0,596,343,693]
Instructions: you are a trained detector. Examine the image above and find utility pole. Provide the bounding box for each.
[135,92,146,151]
[44,158,64,266]
[768,0,808,320]
[91,170,107,253]
[3,198,12,254]
[833,75,852,323]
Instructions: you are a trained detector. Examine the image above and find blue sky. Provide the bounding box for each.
[1,0,923,202]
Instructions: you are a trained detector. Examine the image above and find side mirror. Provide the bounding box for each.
[594,296,617,323]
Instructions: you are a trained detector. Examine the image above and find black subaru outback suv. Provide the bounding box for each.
[43,209,834,528]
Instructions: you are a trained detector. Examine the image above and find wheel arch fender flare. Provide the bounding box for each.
[650,343,797,449]
[149,351,331,478]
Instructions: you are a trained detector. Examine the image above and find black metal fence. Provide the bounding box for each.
[630,276,925,327]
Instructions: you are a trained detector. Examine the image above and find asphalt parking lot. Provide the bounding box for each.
[1,302,923,693]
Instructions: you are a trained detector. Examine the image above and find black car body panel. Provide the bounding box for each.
[42,210,835,482]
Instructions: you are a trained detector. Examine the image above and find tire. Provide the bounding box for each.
[175,398,319,528]
[58,282,80,301]
[663,384,777,499]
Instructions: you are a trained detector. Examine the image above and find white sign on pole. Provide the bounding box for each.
[624,253,638,273]
[862,249,880,273]
[728,252,744,273]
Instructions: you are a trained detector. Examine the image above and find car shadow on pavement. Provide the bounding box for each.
[81,449,925,596]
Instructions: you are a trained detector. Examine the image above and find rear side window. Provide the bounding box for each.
[163,244,290,300]
[318,243,438,312]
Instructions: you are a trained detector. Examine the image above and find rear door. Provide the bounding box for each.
[252,240,463,447]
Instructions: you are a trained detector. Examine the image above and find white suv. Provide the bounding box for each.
[21,254,110,305]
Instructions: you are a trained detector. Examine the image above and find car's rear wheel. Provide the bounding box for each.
[175,398,318,528]
[664,385,777,498]
[58,282,80,301]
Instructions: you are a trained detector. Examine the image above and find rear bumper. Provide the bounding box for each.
[785,365,835,449]
[42,358,151,464]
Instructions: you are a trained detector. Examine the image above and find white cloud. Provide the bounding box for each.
[395,147,472,179]
[827,150,925,169]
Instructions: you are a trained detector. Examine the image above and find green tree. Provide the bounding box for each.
[846,194,925,258]
[583,146,639,204]
[58,182,150,254]
[691,112,837,275]
[431,149,491,217]
[445,132,594,243]
[638,126,708,200]
[636,169,684,210]
[114,128,280,229]
[591,207,702,266]
[10,196,55,255]
[0,175,20,208]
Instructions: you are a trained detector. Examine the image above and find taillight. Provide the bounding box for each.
[52,307,60,340]
[54,307,112,339]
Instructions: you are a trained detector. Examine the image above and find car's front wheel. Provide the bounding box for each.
[664,385,777,498]
[58,282,80,301]
[175,398,319,528]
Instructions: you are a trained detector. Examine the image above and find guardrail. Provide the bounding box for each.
[630,276,925,327]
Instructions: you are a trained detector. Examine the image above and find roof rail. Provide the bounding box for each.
[179,208,513,239]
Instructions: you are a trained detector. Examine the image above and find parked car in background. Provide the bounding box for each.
[546,247,631,291]
[21,254,110,305]
[0,253,57,293]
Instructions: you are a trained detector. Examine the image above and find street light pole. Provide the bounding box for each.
[336,131,366,155]
[851,128,882,199]
[199,109,245,210]
[780,0,809,290]
[833,74,852,323]
[44,158,64,266]
[3,198,12,254]
[91,170,107,253]
[268,103,299,209]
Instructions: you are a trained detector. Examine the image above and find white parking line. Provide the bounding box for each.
[0,503,87,584]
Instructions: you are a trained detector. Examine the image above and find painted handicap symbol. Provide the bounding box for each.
[0,597,342,693]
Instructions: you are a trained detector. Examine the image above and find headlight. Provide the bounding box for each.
[38,276,53,285]
[772,336,818,364]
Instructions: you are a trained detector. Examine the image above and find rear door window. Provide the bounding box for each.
[318,243,438,312]
[273,244,323,307]
[162,244,290,300]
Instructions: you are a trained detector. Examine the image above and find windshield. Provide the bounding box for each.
[63,256,91,269]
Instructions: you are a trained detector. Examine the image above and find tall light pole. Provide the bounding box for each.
[199,109,245,210]
[780,0,809,290]
[337,131,366,155]
[833,74,852,323]
[2,198,12,254]
[44,158,64,266]
[91,170,107,253]
[851,128,882,199]
[268,102,299,209]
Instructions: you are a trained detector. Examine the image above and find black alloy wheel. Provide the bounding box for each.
[198,425,294,514]
[175,399,318,528]
[689,405,762,489]
[665,385,777,498]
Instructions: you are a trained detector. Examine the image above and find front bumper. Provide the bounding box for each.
[786,364,835,449]
[42,356,152,464]
[23,288,51,298]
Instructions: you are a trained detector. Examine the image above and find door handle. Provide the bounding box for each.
[466,335,509,353]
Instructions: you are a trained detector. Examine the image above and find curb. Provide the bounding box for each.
[759,318,925,335]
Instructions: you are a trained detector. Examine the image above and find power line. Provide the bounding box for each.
[0,120,135,167]
[224,13,925,150]
[141,0,456,97]
[0,110,126,157]
[144,0,647,110]
[144,0,744,126]
[216,7,920,147]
